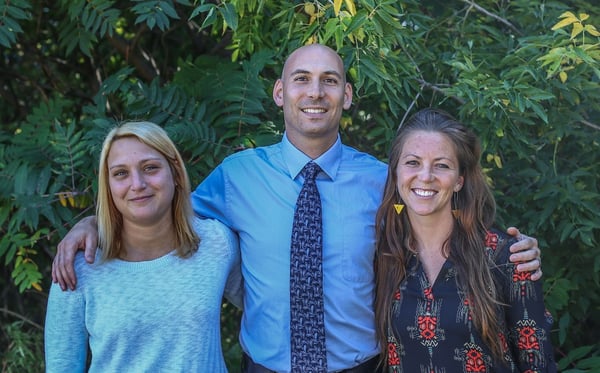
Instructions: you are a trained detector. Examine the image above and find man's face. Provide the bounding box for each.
[273,44,352,149]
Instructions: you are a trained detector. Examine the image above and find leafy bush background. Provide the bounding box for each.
[1,0,598,371]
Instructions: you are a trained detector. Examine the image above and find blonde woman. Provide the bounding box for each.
[45,121,242,372]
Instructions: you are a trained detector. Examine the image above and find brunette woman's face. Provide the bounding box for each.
[396,130,463,219]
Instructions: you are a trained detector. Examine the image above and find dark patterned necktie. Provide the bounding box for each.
[290,161,327,372]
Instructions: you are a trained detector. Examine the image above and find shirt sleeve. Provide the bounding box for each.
[222,223,244,309]
[191,165,230,223]
[44,282,88,372]
[492,231,557,372]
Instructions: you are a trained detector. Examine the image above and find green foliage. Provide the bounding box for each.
[0,0,31,48]
[0,321,44,373]
[1,0,599,371]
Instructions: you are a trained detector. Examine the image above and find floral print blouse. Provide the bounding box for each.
[387,229,556,372]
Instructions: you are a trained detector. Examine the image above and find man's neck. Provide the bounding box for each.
[286,132,338,160]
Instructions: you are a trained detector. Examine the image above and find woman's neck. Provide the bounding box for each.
[410,212,454,254]
[120,220,176,261]
[409,212,454,284]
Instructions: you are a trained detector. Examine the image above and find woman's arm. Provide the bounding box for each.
[44,282,89,372]
[495,233,557,372]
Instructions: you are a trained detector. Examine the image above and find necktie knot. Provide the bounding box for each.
[302,161,321,181]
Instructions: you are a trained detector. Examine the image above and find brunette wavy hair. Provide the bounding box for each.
[96,121,199,260]
[374,108,504,365]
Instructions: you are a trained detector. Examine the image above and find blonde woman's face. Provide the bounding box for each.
[107,137,175,227]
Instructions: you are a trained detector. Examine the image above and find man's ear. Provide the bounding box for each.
[343,82,353,110]
[273,79,284,107]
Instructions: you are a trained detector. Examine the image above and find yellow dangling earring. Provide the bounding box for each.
[393,204,405,215]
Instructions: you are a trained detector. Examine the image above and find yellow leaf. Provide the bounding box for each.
[58,192,67,207]
[76,194,89,208]
[571,22,584,39]
[486,154,494,163]
[558,11,577,20]
[494,155,503,169]
[304,3,316,16]
[579,13,590,21]
[340,116,352,130]
[552,16,579,31]
[333,0,342,16]
[32,282,42,292]
[559,71,568,83]
[67,193,76,207]
[344,0,356,16]
[585,25,600,37]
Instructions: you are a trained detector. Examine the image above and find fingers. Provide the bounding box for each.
[508,232,539,254]
[507,227,543,280]
[52,241,77,291]
[510,244,541,272]
[516,259,542,280]
[506,226,521,240]
[51,216,100,291]
[515,257,541,272]
[530,267,543,282]
[85,236,96,263]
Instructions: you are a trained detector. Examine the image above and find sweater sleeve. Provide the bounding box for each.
[44,281,89,372]
[489,229,557,372]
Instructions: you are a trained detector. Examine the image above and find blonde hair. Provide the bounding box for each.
[96,121,199,260]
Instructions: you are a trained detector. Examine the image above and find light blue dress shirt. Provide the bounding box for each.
[191,133,387,372]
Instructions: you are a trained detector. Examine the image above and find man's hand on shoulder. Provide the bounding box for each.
[52,216,100,290]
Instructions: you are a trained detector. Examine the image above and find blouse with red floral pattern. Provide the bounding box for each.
[387,228,556,373]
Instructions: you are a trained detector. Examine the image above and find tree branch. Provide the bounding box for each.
[461,0,522,36]
[0,307,43,331]
[580,119,600,131]
[415,78,466,105]
[106,34,158,82]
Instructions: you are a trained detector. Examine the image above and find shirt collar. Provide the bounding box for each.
[282,132,342,181]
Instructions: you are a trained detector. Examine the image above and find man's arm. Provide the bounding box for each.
[52,215,99,291]
[506,226,542,281]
